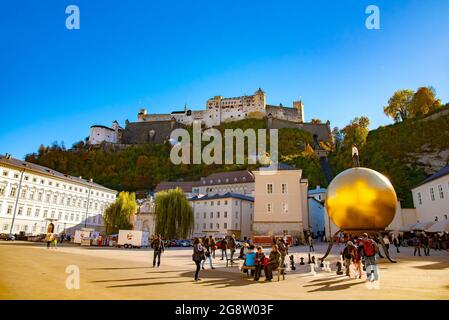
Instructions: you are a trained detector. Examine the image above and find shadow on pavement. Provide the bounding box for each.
[303,278,365,292]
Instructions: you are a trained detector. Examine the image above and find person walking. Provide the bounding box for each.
[228,234,237,263]
[361,233,380,282]
[421,233,430,256]
[201,246,215,270]
[342,241,355,277]
[209,236,216,259]
[277,238,288,269]
[220,237,228,260]
[412,234,421,256]
[383,235,390,252]
[308,235,314,252]
[393,234,400,253]
[192,238,205,281]
[351,241,362,279]
[151,234,165,267]
[264,244,280,282]
[45,233,52,249]
[52,234,58,249]
[253,246,265,281]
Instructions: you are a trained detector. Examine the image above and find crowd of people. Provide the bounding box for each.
[148,231,447,283]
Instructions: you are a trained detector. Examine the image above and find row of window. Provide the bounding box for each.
[1,204,102,224]
[196,211,239,219]
[0,170,113,199]
[417,183,447,205]
[266,203,289,214]
[194,222,238,230]
[0,185,108,211]
[267,183,288,194]
[203,186,249,193]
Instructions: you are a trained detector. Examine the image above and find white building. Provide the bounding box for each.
[88,121,123,145]
[0,154,117,235]
[189,193,254,240]
[411,165,449,223]
[308,186,327,235]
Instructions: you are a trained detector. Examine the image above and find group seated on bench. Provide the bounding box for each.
[241,244,286,282]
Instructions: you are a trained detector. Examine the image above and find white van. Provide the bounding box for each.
[117,230,149,248]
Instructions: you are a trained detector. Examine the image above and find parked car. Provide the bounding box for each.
[167,239,178,247]
[179,240,192,247]
[0,233,15,241]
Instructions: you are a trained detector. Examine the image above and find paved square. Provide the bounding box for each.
[0,241,448,299]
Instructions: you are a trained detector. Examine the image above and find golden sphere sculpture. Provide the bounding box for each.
[325,167,397,230]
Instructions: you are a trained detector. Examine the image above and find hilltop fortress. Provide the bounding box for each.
[88,89,331,146]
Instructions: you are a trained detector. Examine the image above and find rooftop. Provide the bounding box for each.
[414,165,449,188]
[0,155,117,193]
[189,192,254,202]
[200,170,254,186]
[154,181,200,193]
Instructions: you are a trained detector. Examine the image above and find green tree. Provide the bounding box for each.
[154,188,194,239]
[341,116,370,148]
[383,89,414,122]
[103,191,137,235]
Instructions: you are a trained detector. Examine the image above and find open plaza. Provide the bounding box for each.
[1,241,448,300]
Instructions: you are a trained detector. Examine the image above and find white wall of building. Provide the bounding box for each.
[412,174,449,223]
[0,163,116,235]
[190,196,254,239]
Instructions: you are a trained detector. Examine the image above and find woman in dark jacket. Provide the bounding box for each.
[192,238,205,281]
[253,246,265,281]
[264,244,280,282]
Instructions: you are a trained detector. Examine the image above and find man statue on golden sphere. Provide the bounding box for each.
[325,167,397,230]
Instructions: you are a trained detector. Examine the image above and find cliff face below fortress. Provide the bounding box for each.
[362,111,449,207]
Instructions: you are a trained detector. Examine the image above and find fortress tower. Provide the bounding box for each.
[293,100,305,123]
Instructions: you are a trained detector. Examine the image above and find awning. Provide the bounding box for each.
[412,221,437,231]
[399,222,419,232]
[425,219,449,233]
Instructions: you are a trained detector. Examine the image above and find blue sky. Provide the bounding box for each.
[1,0,448,159]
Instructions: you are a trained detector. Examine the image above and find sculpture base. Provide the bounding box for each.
[321,229,397,263]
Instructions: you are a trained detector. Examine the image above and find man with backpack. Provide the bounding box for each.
[151,234,165,268]
[361,233,379,282]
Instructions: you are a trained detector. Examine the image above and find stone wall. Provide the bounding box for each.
[252,221,305,240]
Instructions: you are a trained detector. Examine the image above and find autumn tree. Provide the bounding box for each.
[384,89,414,122]
[409,86,442,117]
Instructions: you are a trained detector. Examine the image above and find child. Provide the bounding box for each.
[243,245,256,276]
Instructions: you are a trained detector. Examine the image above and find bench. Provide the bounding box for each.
[241,265,255,278]
[240,266,286,281]
[226,258,237,267]
[276,267,286,281]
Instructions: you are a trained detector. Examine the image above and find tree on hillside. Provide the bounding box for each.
[103,191,137,235]
[341,116,370,148]
[384,89,414,122]
[329,116,370,173]
[154,188,194,239]
[311,119,322,124]
[409,86,442,117]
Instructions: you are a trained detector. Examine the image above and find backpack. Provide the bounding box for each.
[363,239,377,257]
